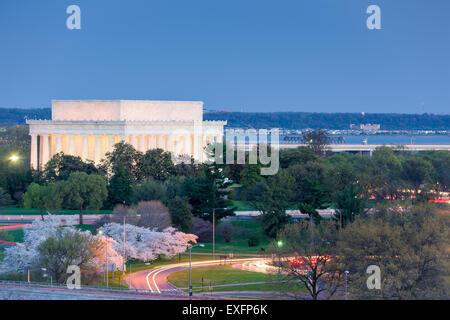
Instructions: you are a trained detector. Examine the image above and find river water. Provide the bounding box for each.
[339,135,450,145]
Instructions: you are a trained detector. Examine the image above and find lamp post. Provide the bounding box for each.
[27,267,47,284]
[123,216,126,275]
[188,243,205,297]
[9,154,19,163]
[344,270,349,300]
[212,208,227,259]
[277,240,283,274]
[98,229,109,288]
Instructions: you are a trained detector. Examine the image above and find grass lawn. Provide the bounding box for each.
[0,229,24,243]
[74,224,96,233]
[192,220,270,255]
[231,200,255,211]
[103,254,216,288]
[0,207,112,216]
[167,265,305,293]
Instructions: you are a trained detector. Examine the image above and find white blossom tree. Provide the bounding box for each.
[100,223,198,261]
[0,215,124,275]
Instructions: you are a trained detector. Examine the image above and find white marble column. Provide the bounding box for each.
[157,134,165,149]
[205,135,212,146]
[95,135,102,163]
[41,134,50,167]
[149,135,155,149]
[167,134,174,153]
[139,135,146,152]
[55,134,62,154]
[131,135,139,150]
[108,135,115,152]
[184,134,192,157]
[192,134,199,161]
[68,135,75,156]
[30,134,38,169]
[82,135,88,161]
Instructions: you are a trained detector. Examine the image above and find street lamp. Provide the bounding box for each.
[212,208,228,259]
[9,154,19,162]
[123,216,126,275]
[344,270,349,300]
[97,229,109,288]
[188,243,205,297]
[27,267,47,283]
[277,240,283,274]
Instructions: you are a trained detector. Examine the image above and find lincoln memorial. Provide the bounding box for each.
[26,100,226,169]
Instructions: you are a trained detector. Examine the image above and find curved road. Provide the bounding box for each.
[124,258,266,295]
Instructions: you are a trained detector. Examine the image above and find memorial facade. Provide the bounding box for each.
[26,100,226,169]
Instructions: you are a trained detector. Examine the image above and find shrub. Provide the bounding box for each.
[248,235,260,247]
[136,200,172,231]
[192,217,213,243]
[130,178,166,204]
[216,222,237,243]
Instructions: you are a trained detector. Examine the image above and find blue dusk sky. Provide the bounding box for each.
[0,0,449,114]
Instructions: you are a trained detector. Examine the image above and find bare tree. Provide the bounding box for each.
[302,129,331,157]
[273,220,343,300]
[216,222,238,243]
[136,200,172,231]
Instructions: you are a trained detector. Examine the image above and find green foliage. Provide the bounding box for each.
[106,164,132,207]
[370,147,403,199]
[60,172,108,224]
[139,148,175,181]
[280,147,318,169]
[247,235,260,247]
[302,129,331,157]
[182,164,236,222]
[333,183,365,227]
[165,196,193,233]
[250,170,296,238]
[40,152,100,183]
[0,134,33,203]
[204,111,450,130]
[0,187,13,206]
[38,228,96,283]
[22,182,57,218]
[289,159,331,223]
[2,108,450,130]
[130,177,166,204]
[401,156,434,197]
[338,204,450,299]
[275,220,341,300]
[239,164,263,188]
[419,150,450,192]
[100,142,141,180]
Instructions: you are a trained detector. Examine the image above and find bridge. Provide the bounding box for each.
[236,143,450,154]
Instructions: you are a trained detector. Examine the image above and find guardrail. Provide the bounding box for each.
[0,279,182,296]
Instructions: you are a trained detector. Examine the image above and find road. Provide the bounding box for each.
[125,258,266,295]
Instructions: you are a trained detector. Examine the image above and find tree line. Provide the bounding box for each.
[1,108,449,130]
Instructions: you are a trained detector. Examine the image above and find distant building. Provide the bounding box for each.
[350,123,380,131]
[360,124,380,131]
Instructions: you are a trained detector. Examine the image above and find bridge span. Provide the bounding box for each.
[237,143,450,154]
